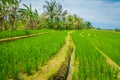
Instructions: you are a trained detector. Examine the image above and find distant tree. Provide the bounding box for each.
[9,0,20,30]
[0,0,10,30]
[0,0,94,30]
[54,3,67,29]
[83,21,95,29]
[115,28,120,32]
[97,27,101,30]
[39,12,50,29]
[19,3,39,29]
[84,21,91,29]
[43,0,57,29]
[66,15,74,29]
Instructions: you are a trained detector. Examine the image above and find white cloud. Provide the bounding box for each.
[20,0,120,29]
[63,0,120,28]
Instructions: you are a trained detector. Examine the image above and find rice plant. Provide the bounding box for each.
[0,31,67,80]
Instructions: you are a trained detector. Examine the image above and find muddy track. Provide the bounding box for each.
[18,31,75,80]
[49,32,75,80]
[0,32,50,42]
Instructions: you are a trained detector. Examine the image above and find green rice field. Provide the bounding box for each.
[0,30,120,80]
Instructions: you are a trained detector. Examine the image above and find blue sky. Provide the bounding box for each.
[20,0,120,29]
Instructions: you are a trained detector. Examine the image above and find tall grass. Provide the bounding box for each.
[0,31,67,80]
[84,30,120,66]
[71,31,118,80]
[0,29,52,39]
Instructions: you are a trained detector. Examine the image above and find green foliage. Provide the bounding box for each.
[83,21,94,29]
[65,15,84,30]
[0,0,95,30]
[19,3,39,30]
[96,27,101,30]
[0,30,68,80]
[84,30,120,66]
[0,0,20,30]
[71,30,119,80]
[0,29,51,39]
[115,28,120,32]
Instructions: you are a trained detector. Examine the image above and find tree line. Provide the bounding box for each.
[0,0,94,30]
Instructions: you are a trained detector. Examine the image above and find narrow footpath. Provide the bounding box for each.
[20,31,75,80]
[0,32,49,42]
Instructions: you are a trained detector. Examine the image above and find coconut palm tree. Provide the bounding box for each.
[43,0,68,29]
[54,3,67,29]
[43,0,57,29]
[62,10,67,22]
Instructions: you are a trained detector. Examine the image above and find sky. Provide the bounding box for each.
[20,0,120,29]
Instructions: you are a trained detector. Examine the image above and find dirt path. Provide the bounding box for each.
[66,32,75,80]
[0,32,50,42]
[21,31,75,80]
[92,43,120,79]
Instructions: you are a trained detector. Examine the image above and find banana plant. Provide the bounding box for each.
[0,0,20,30]
[10,0,19,30]
[0,0,9,30]
[19,3,39,29]
[8,0,20,30]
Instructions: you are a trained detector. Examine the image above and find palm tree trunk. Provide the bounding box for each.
[0,26,2,31]
[50,16,53,29]
[4,23,8,30]
[11,22,15,30]
[4,16,8,30]
[10,16,16,30]
[0,20,2,30]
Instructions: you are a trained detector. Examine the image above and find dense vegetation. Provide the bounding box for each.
[71,30,119,80]
[0,29,51,39]
[115,28,120,32]
[0,0,119,80]
[0,29,119,80]
[84,30,120,66]
[0,31,67,80]
[0,0,94,30]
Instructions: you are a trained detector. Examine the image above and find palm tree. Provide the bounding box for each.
[23,3,33,29]
[0,0,20,30]
[19,3,39,29]
[66,15,74,29]
[84,21,91,29]
[0,1,3,30]
[54,3,67,29]
[43,0,68,29]
[62,10,67,22]
[66,14,83,30]
[77,18,83,29]
[0,0,9,30]
[39,12,50,29]
[72,15,83,29]
[43,0,57,28]
[32,9,39,29]
[8,0,20,30]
